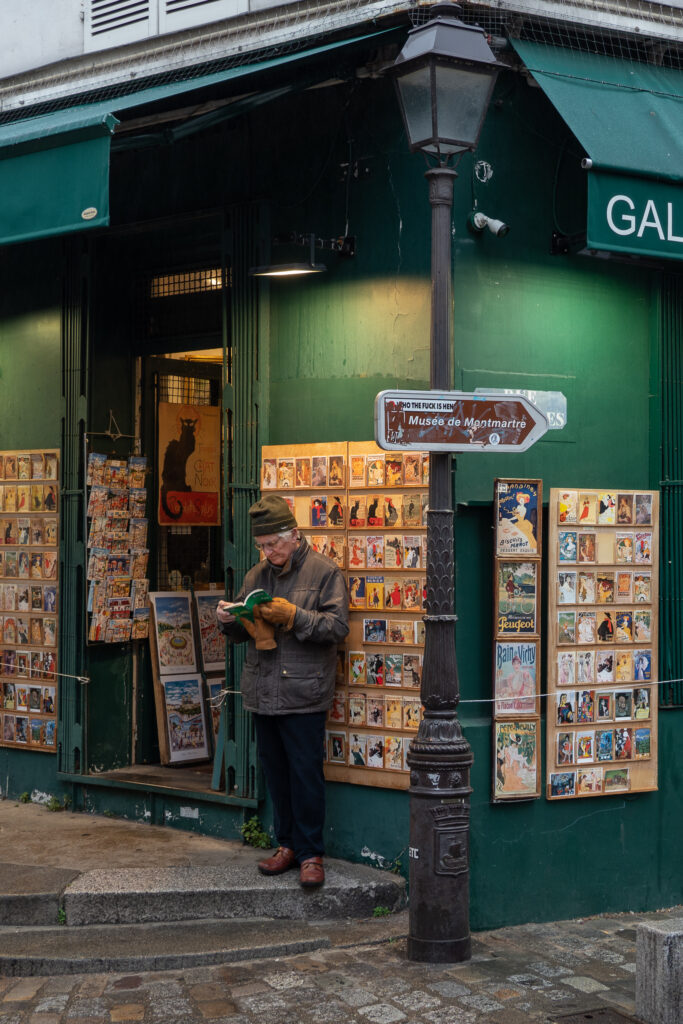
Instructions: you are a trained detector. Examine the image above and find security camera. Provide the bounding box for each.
[468,211,510,238]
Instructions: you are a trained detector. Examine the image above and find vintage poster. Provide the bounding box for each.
[495,479,541,557]
[194,592,226,673]
[157,402,220,525]
[494,641,537,715]
[493,719,539,800]
[161,675,210,764]
[496,562,537,635]
[150,591,197,675]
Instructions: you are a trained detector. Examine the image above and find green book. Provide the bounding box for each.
[222,588,272,622]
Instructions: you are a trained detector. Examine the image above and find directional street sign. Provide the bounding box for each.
[375,389,549,453]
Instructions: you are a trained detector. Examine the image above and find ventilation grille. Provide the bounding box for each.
[85,0,153,53]
[90,0,151,36]
[160,0,247,35]
[165,0,225,13]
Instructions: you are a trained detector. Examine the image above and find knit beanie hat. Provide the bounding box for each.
[249,494,298,536]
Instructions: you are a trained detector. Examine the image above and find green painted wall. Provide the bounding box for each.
[0,240,64,799]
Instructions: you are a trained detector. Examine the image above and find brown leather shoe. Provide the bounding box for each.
[257,846,297,876]
[299,856,325,888]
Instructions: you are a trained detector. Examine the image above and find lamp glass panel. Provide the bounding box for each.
[435,64,494,151]
[396,66,434,148]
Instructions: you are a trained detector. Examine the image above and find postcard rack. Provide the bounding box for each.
[491,479,543,801]
[261,440,428,791]
[0,449,59,753]
[547,488,659,799]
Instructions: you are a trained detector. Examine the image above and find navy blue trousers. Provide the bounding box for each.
[253,711,327,862]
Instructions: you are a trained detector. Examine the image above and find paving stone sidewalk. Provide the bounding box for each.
[1,907,680,1024]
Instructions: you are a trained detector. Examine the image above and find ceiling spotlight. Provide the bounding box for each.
[468,211,510,238]
[249,232,355,278]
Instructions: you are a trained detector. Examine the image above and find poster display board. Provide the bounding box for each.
[261,441,428,790]
[547,488,659,798]
[491,479,542,802]
[0,449,59,753]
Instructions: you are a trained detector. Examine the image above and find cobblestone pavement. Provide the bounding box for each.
[1,909,677,1024]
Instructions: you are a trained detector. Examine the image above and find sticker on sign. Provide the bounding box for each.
[374,390,549,453]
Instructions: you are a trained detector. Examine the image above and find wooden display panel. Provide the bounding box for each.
[547,488,659,799]
[261,440,428,790]
[491,479,543,802]
[0,449,59,753]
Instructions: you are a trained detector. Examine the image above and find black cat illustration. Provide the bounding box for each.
[160,417,197,520]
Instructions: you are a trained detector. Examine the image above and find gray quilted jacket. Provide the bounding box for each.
[220,538,349,715]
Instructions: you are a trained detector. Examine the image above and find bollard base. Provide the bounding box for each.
[407,933,471,964]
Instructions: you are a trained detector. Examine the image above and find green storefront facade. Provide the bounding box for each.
[0,24,681,931]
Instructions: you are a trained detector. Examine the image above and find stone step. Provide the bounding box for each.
[0,918,334,976]
[63,860,406,926]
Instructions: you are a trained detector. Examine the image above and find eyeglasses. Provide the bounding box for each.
[254,536,287,553]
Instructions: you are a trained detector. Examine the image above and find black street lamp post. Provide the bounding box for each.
[388,3,499,963]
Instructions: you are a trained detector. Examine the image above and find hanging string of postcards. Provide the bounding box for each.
[85,453,150,643]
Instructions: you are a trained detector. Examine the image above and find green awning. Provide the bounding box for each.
[0,28,395,248]
[0,110,117,245]
[512,40,683,261]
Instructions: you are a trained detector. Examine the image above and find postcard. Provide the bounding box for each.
[349,651,367,686]
[366,695,385,728]
[635,532,652,564]
[577,690,595,723]
[557,611,576,645]
[384,535,403,569]
[403,653,422,687]
[384,579,403,610]
[403,536,422,569]
[633,687,651,719]
[635,493,653,525]
[384,735,404,771]
[578,492,597,525]
[366,652,384,687]
[578,532,596,563]
[616,493,634,525]
[149,592,196,674]
[277,458,294,489]
[349,576,366,609]
[350,455,366,486]
[596,610,615,643]
[596,729,614,761]
[577,650,595,685]
[576,730,595,763]
[404,453,421,485]
[577,612,596,645]
[385,457,403,488]
[616,571,632,602]
[403,698,421,730]
[348,733,367,767]
[577,571,596,604]
[348,693,366,725]
[615,533,634,564]
[604,767,630,792]
[294,457,311,488]
[310,455,327,487]
[369,736,386,768]
[366,536,384,569]
[596,572,614,604]
[633,572,651,603]
[494,479,540,557]
[496,641,538,714]
[388,620,413,645]
[558,571,576,605]
[598,493,616,525]
[493,719,538,799]
[363,618,387,643]
[366,456,385,487]
[402,493,421,528]
[384,495,401,528]
[614,691,633,719]
[402,579,422,610]
[550,771,576,797]
[497,561,538,636]
[634,727,651,759]
[616,651,633,682]
[348,536,366,569]
[557,731,575,765]
[558,491,578,524]
[633,610,651,644]
[634,649,652,681]
[577,767,603,794]
[327,731,346,763]
[558,531,578,561]
[327,496,345,531]
[348,496,367,529]
[556,691,576,725]
[385,655,403,688]
[329,692,346,724]
[614,727,633,759]
[310,496,327,528]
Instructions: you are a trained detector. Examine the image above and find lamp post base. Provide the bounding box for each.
[407,933,472,964]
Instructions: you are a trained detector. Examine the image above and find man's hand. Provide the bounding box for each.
[242,606,277,650]
[260,597,297,630]
[216,600,236,624]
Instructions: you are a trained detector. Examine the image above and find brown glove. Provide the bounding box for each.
[259,597,297,630]
[241,606,277,650]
